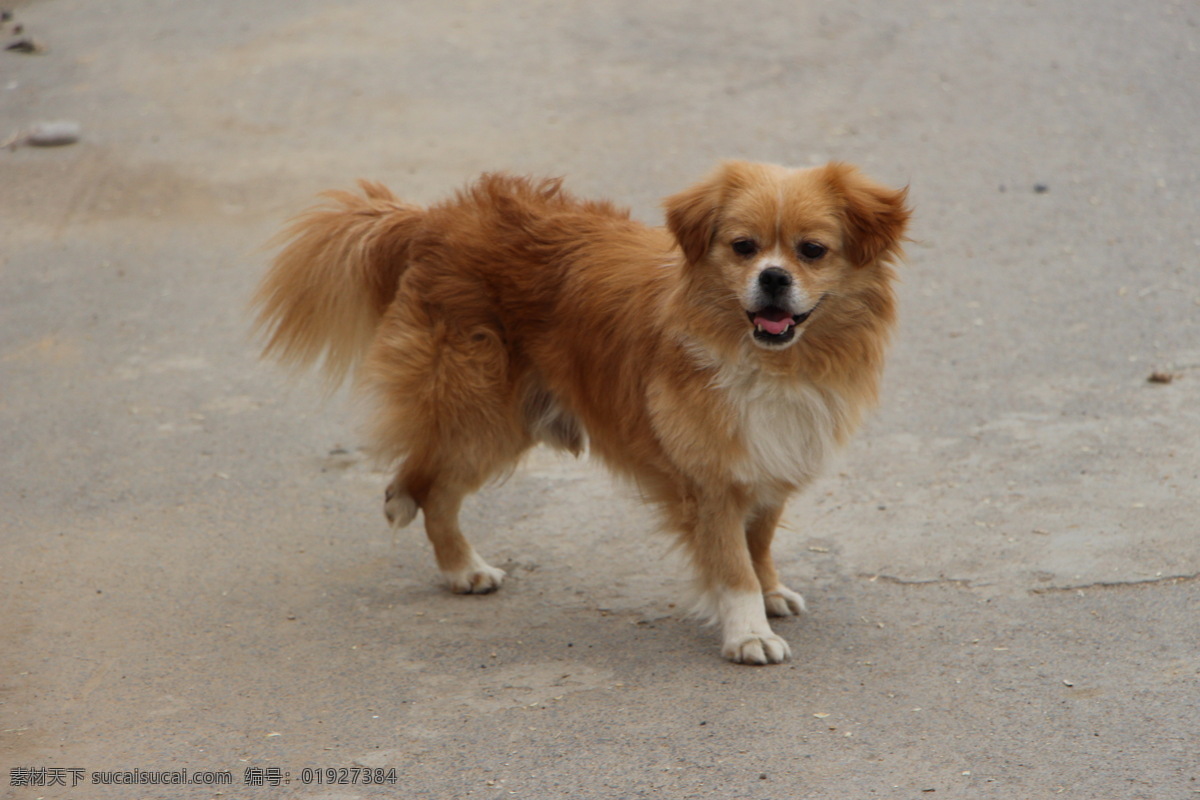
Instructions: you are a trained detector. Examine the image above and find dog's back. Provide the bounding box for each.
[253,174,655,391]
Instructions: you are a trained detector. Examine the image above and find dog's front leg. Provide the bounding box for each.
[689,493,791,665]
[746,502,808,618]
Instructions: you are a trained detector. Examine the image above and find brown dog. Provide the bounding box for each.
[254,161,909,663]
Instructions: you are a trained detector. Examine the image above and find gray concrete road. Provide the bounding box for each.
[2,1,1197,798]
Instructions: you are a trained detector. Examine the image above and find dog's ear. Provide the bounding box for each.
[824,162,911,268]
[663,164,736,264]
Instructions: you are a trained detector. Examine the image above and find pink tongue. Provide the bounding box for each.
[754,310,793,335]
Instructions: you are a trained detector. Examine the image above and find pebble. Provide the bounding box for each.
[4,36,46,54]
[4,121,82,149]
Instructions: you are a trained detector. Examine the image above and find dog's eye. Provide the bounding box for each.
[797,241,827,261]
[731,238,759,257]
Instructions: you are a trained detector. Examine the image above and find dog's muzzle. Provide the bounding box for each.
[746,268,820,347]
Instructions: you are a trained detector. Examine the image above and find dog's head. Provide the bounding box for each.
[664,161,910,350]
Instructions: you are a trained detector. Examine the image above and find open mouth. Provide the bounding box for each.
[747,301,820,346]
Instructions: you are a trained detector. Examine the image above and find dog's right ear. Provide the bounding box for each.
[664,164,733,264]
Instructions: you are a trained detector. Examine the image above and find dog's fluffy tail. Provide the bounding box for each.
[252,181,424,389]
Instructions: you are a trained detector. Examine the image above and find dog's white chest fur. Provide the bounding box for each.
[716,364,844,488]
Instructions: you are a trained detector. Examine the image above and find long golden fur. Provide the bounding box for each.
[254,161,910,664]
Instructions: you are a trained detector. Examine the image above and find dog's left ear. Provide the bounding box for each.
[663,163,738,264]
[824,163,911,268]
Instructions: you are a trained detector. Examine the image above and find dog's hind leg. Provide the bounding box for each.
[385,459,510,594]
[384,478,419,529]
[425,486,507,594]
[367,310,531,595]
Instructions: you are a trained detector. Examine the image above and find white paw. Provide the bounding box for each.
[714,588,791,665]
[722,632,792,665]
[443,554,506,594]
[764,586,807,617]
[384,486,417,529]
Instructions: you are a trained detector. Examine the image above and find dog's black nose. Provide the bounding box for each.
[758,267,792,294]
